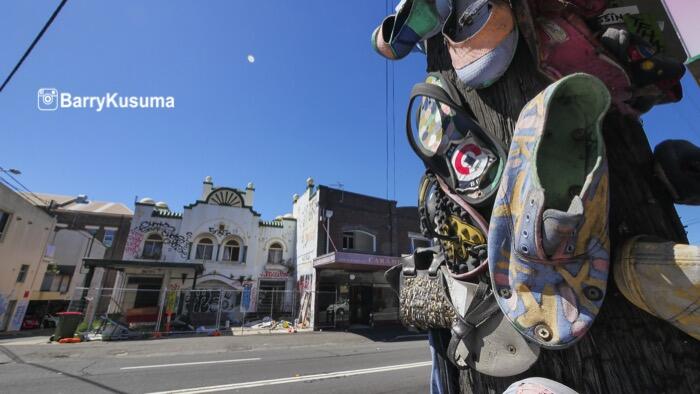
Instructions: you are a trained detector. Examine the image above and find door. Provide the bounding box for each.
[349,285,372,325]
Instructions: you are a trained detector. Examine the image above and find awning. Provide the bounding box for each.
[313,251,400,272]
[83,259,204,273]
[56,265,75,275]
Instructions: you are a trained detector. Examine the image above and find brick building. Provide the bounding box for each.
[293,178,427,329]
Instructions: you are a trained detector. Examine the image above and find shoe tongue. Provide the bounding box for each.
[541,196,584,257]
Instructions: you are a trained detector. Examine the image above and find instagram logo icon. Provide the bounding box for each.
[37,88,59,111]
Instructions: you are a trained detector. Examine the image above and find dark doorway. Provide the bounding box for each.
[349,285,372,325]
[127,276,163,308]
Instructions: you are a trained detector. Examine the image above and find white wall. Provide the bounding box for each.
[121,185,297,304]
[293,187,319,278]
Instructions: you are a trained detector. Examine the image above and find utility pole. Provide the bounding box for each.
[425,20,700,394]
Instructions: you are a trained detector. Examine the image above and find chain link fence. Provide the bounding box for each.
[66,286,396,340]
[67,287,322,340]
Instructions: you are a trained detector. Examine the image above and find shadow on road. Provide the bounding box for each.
[0,345,127,394]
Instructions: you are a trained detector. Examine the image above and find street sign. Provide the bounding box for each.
[661,0,700,85]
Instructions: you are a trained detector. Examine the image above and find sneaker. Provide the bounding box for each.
[372,0,449,60]
[442,0,518,89]
[600,27,685,88]
[654,139,700,205]
[615,236,700,341]
[534,14,633,114]
[503,377,579,394]
[488,73,612,349]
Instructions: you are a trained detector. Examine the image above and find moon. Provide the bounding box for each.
[247,55,255,63]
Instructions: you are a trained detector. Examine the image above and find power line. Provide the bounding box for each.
[0,167,49,205]
[0,175,45,207]
[0,174,102,246]
[0,0,69,92]
[386,60,390,200]
[384,0,390,200]
[392,58,396,201]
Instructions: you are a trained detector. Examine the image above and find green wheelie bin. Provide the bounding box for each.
[53,311,83,340]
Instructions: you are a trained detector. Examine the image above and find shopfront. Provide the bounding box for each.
[313,252,400,328]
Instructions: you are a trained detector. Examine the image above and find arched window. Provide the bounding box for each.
[267,242,283,264]
[195,238,214,260]
[142,234,163,260]
[222,239,241,262]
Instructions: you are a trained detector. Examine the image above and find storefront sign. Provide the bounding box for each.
[313,252,400,269]
[662,0,700,84]
[295,192,319,276]
[597,1,685,61]
[260,270,290,279]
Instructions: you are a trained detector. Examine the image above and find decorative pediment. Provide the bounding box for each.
[206,188,243,207]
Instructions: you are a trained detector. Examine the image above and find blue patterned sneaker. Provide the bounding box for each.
[488,73,611,349]
[371,0,450,60]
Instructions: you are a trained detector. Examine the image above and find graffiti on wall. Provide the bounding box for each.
[124,221,193,259]
[124,231,144,258]
[298,274,313,292]
[209,223,232,238]
[184,290,240,314]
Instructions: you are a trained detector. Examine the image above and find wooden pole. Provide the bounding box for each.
[425,16,700,394]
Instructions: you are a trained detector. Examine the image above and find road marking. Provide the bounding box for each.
[120,358,260,370]
[0,338,51,346]
[145,361,432,394]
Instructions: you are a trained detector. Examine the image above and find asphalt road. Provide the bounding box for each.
[0,331,431,394]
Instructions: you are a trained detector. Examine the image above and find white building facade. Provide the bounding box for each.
[117,177,296,316]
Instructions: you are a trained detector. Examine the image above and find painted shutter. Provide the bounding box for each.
[242,246,248,263]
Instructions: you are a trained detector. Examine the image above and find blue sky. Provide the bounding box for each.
[1,1,700,242]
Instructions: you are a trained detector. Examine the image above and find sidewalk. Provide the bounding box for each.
[0,328,53,341]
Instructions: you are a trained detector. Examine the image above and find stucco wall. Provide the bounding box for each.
[0,183,56,331]
[122,185,296,295]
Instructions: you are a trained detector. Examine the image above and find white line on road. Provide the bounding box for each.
[145,361,432,394]
[120,358,261,370]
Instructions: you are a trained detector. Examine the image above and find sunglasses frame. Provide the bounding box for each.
[406,76,507,206]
